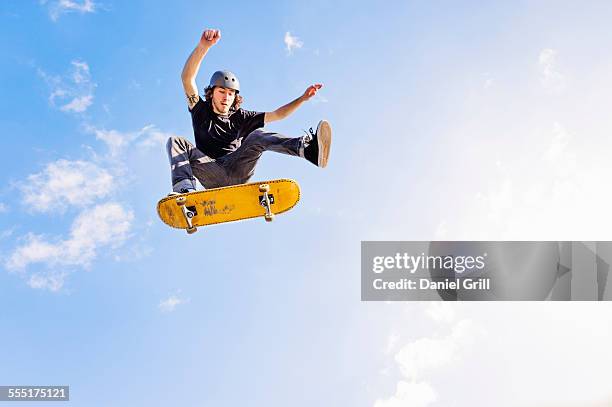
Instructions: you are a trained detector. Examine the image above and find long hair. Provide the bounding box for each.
[204,86,243,111]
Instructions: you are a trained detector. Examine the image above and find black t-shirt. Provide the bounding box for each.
[189,97,265,158]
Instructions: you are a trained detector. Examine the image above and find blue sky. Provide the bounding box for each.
[2,1,612,406]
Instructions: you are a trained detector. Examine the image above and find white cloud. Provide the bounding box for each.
[374,302,612,407]
[357,23,612,407]
[21,159,114,212]
[394,319,481,380]
[38,60,96,113]
[7,121,178,290]
[7,235,59,271]
[455,121,604,240]
[87,124,180,156]
[538,48,566,93]
[284,31,303,55]
[5,202,134,285]
[135,124,176,148]
[88,127,129,156]
[0,202,7,213]
[374,304,485,407]
[60,94,93,112]
[28,271,68,292]
[374,381,437,407]
[40,0,97,21]
[70,60,90,83]
[463,303,612,407]
[159,291,190,313]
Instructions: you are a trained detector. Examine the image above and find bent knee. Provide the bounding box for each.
[166,136,191,151]
[167,135,186,145]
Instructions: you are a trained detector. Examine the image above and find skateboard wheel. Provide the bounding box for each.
[259,184,270,193]
[186,226,198,234]
[264,213,275,222]
[176,196,187,206]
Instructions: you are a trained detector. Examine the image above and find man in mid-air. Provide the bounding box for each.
[166,28,332,194]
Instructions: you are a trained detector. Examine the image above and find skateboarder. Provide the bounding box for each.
[167,28,332,194]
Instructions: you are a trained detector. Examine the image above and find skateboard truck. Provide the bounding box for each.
[258,184,275,222]
[175,196,198,234]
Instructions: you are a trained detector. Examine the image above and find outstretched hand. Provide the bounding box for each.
[200,29,221,47]
[301,83,323,101]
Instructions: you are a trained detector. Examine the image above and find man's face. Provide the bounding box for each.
[211,86,236,115]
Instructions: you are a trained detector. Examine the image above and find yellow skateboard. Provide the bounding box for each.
[157,179,300,234]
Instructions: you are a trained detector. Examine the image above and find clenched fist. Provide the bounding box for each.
[200,29,221,47]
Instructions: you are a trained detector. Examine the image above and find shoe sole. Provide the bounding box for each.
[317,120,332,168]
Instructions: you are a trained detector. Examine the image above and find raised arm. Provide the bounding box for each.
[182,29,221,110]
[264,84,323,123]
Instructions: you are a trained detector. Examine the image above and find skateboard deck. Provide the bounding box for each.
[157,179,300,233]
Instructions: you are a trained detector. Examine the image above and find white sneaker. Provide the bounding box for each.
[303,120,332,168]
